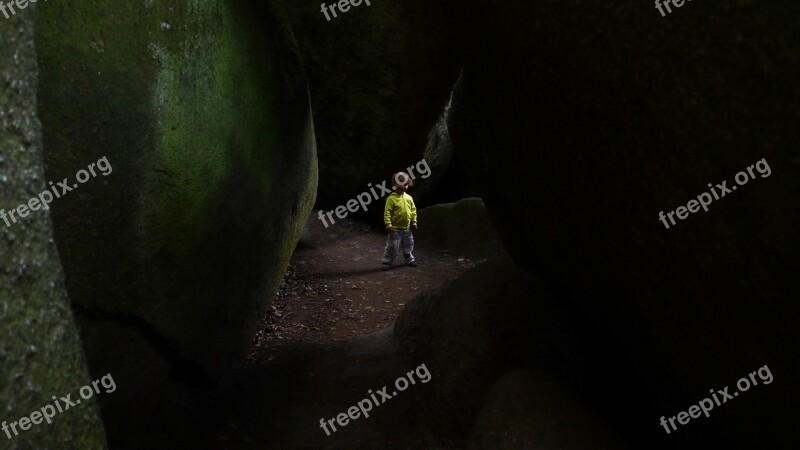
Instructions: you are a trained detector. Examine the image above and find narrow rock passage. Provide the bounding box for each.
[227,213,475,449]
[105,211,478,450]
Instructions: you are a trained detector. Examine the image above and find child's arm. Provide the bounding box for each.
[409,197,418,230]
[384,196,394,232]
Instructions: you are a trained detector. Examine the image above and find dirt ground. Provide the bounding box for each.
[248,212,475,353]
[227,212,475,449]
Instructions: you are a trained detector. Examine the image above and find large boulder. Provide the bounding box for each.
[417,197,504,259]
[283,0,460,209]
[468,370,628,450]
[414,91,479,206]
[444,0,800,448]
[0,7,106,447]
[34,0,317,421]
[394,257,582,445]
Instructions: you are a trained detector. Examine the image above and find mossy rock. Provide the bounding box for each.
[35,0,316,394]
[417,197,504,258]
[1,7,106,448]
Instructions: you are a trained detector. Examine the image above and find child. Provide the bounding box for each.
[381,172,418,270]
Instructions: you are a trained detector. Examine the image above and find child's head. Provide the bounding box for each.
[392,172,413,193]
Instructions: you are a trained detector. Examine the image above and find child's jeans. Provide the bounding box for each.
[382,227,415,267]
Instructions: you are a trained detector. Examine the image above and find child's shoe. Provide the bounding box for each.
[404,253,417,267]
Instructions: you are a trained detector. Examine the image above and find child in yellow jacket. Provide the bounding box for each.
[382,172,418,270]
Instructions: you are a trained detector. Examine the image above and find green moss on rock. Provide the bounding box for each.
[1,7,106,449]
[34,0,317,426]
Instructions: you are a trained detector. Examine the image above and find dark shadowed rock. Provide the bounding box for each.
[442,0,800,447]
[468,370,628,450]
[283,0,460,209]
[393,257,583,445]
[0,7,106,447]
[414,90,480,206]
[418,197,505,259]
[34,0,317,430]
